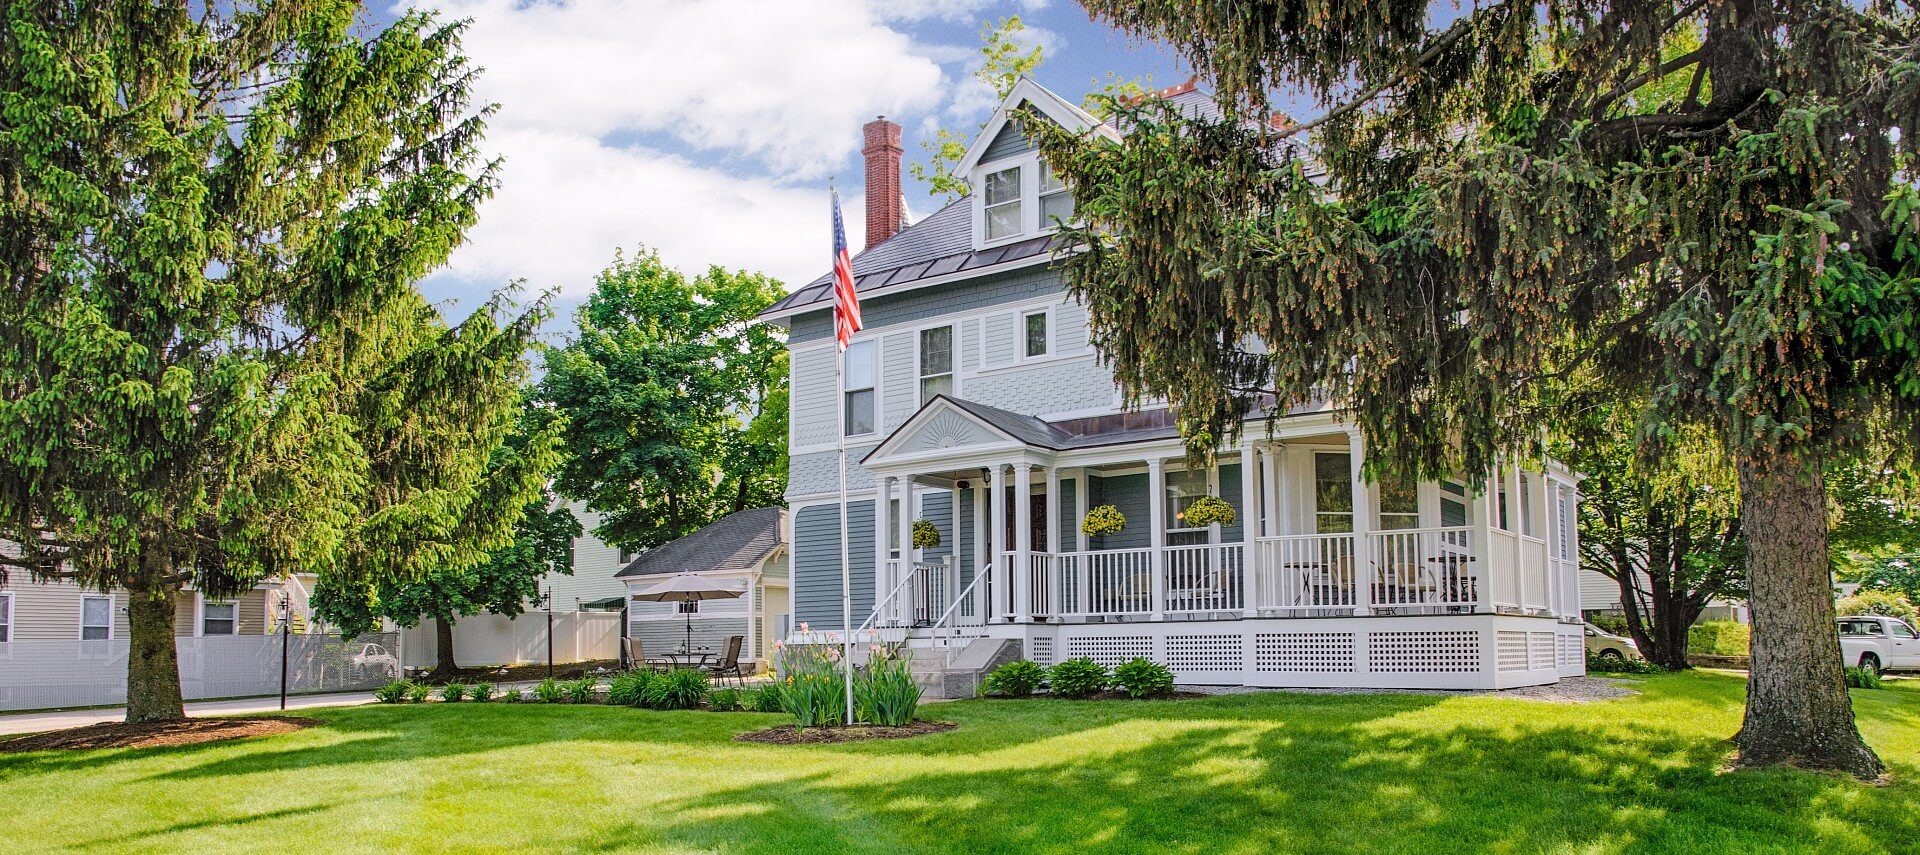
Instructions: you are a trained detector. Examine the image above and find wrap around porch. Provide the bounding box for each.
[857,398,1580,642]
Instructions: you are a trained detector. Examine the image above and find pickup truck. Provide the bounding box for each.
[1838,615,1920,674]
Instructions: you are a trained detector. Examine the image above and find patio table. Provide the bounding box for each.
[662,651,711,668]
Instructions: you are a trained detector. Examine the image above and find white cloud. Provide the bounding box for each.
[875,0,1051,24]
[401,0,948,300]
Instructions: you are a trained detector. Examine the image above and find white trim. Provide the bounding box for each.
[1019,306,1053,360]
[0,591,11,643]
[840,338,880,439]
[78,594,113,641]
[197,595,237,637]
[914,322,958,409]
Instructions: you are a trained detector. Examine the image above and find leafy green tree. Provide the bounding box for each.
[1036,0,1920,776]
[312,407,577,677]
[540,250,787,551]
[0,3,549,722]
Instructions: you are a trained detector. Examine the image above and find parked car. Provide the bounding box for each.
[349,643,398,675]
[1583,623,1640,660]
[1838,615,1920,674]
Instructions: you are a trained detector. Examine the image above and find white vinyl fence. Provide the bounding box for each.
[0,632,401,712]
[398,611,621,670]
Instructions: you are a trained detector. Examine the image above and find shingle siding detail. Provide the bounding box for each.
[966,356,1115,416]
[788,447,879,498]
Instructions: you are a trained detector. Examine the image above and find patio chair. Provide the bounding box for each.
[706,635,746,686]
[627,637,670,673]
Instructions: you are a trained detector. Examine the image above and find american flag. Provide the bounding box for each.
[831,189,862,351]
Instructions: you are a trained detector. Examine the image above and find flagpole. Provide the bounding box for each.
[833,185,856,727]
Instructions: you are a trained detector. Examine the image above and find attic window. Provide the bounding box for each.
[984,166,1022,240]
[1039,161,1073,225]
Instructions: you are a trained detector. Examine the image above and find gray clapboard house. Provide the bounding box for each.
[760,78,1587,692]
[616,507,790,669]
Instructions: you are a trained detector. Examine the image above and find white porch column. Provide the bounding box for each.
[744,573,759,663]
[1475,470,1497,613]
[988,464,1008,621]
[1013,462,1035,622]
[1074,468,1090,553]
[1148,457,1167,621]
[875,476,893,627]
[1240,441,1259,617]
[1260,446,1281,536]
[1347,430,1373,616]
[971,473,988,619]
[897,474,917,626]
[1508,465,1526,612]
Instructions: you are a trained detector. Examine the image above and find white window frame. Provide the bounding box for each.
[198,597,237,637]
[1037,158,1073,228]
[842,338,879,438]
[981,163,1025,243]
[971,151,1076,249]
[677,600,700,615]
[79,595,113,641]
[1020,308,1052,360]
[916,324,955,406]
[0,592,11,643]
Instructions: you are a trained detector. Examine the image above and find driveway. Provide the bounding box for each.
[0,690,381,737]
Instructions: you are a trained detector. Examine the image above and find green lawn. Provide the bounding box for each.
[3,672,1916,854]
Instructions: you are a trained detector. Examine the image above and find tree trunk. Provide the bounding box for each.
[1732,449,1884,778]
[125,588,185,723]
[432,615,459,678]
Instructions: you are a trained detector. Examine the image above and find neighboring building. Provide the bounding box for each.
[617,507,791,670]
[541,500,633,611]
[758,78,1586,693]
[0,575,306,642]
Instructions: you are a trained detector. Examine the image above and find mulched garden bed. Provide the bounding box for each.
[734,719,958,744]
[984,691,1208,701]
[1,717,319,753]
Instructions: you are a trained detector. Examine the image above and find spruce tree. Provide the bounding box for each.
[0,2,550,721]
[1036,0,1920,776]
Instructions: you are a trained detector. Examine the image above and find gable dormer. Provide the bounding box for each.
[954,78,1118,250]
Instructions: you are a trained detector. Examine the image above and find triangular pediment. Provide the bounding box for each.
[862,396,1028,468]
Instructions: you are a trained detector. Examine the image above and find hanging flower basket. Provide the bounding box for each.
[911,519,942,549]
[1183,495,1236,528]
[1081,504,1127,538]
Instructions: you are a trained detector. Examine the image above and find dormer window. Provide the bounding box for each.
[984,166,1022,241]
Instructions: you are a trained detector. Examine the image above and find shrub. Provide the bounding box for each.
[470,682,495,702]
[645,668,709,711]
[374,680,411,704]
[1048,658,1109,698]
[606,672,654,707]
[1081,504,1126,538]
[911,518,942,549]
[440,682,468,703]
[1845,666,1885,689]
[777,645,847,728]
[406,682,433,703]
[1182,495,1236,528]
[855,649,921,727]
[1837,590,1918,624]
[1111,658,1175,699]
[983,660,1046,697]
[708,687,741,711]
[500,687,526,703]
[749,683,785,713]
[1586,652,1661,675]
[1688,620,1751,656]
[532,678,565,703]
[565,675,599,704]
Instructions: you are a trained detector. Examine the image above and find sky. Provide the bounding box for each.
[380,0,1206,336]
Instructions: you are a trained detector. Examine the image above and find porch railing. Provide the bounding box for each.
[1162,543,1244,613]
[1367,526,1479,611]
[1253,533,1357,612]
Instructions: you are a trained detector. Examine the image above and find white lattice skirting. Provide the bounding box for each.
[982,615,1582,690]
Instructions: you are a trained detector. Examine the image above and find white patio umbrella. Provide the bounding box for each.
[632,573,745,654]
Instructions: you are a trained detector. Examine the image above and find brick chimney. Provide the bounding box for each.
[862,116,905,250]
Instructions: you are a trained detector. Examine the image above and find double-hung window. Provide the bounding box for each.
[0,592,10,642]
[1314,453,1353,533]
[1023,310,1050,358]
[1039,161,1074,225]
[1378,477,1420,530]
[918,326,953,403]
[984,166,1022,241]
[80,595,112,641]
[677,600,699,615]
[201,600,236,636]
[843,340,877,437]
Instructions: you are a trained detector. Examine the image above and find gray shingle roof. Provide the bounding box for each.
[863,392,1338,463]
[614,507,785,578]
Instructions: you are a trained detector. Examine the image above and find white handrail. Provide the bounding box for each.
[929,566,991,632]
[855,561,926,636]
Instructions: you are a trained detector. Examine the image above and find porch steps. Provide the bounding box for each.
[910,637,1021,700]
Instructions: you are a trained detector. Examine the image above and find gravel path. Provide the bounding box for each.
[1183,676,1639,703]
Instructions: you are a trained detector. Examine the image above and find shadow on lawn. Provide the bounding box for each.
[601,706,1920,854]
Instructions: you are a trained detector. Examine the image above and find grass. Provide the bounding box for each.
[1,671,1916,854]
